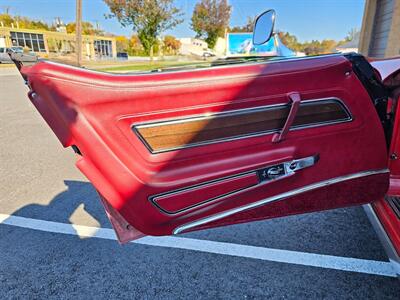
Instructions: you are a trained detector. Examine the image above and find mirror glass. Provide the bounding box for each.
[253,10,276,45]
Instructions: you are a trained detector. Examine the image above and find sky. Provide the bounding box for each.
[0,0,366,42]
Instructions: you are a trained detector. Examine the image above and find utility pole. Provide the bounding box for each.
[76,0,82,67]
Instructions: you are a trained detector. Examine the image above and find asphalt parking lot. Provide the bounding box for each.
[1,66,399,299]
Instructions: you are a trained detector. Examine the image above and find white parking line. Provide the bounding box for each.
[0,213,397,278]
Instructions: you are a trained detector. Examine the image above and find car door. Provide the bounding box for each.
[19,53,389,242]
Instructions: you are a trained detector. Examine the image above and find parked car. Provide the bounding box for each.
[0,47,12,63]
[1,46,38,64]
[8,9,400,276]
[202,50,216,58]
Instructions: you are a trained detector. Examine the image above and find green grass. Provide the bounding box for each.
[97,60,209,72]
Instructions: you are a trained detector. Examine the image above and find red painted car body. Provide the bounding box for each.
[370,57,400,273]
[11,51,400,274]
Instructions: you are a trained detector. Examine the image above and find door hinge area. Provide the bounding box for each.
[344,53,392,145]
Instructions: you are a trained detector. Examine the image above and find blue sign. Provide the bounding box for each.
[227,33,276,56]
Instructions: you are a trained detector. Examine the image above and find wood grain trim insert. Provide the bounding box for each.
[134,98,351,153]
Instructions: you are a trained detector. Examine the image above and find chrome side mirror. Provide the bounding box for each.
[253,9,276,45]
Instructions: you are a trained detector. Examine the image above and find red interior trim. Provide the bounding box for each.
[152,172,259,214]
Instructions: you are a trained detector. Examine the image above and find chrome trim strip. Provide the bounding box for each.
[135,98,350,128]
[173,169,389,235]
[150,172,258,215]
[134,97,352,154]
[151,155,319,215]
[363,204,400,277]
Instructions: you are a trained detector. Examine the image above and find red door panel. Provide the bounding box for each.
[151,172,259,214]
[21,55,389,240]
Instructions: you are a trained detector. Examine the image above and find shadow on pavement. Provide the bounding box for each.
[9,180,110,229]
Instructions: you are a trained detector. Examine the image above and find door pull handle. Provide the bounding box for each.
[257,154,319,182]
[272,92,301,143]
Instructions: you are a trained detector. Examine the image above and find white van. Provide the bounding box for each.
[0,47,38,64]
[0,47,12,63]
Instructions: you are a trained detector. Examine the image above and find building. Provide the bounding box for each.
[178,38,208,56]
[359,0,400,58]
[0,26,117,60]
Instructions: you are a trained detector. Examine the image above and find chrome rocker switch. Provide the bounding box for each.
[257,155,319,183]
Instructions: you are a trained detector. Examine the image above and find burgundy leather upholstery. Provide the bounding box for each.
[21,55,389,237]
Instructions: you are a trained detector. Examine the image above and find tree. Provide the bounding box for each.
[115,35,129,52]
[66,21,104,35]
[47,38,63,53]
[320,39,337,53]
[127,34,146,56]
[345,28,359,42]
[0,13,50,30]
[191,0,231,49]
[229,16,255,33]
[104,0,183,57]
[301,39,338,55]
[278,31,301,52]
[0,13,13,27]
[277,30,341,55]
[163,35,181,55]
